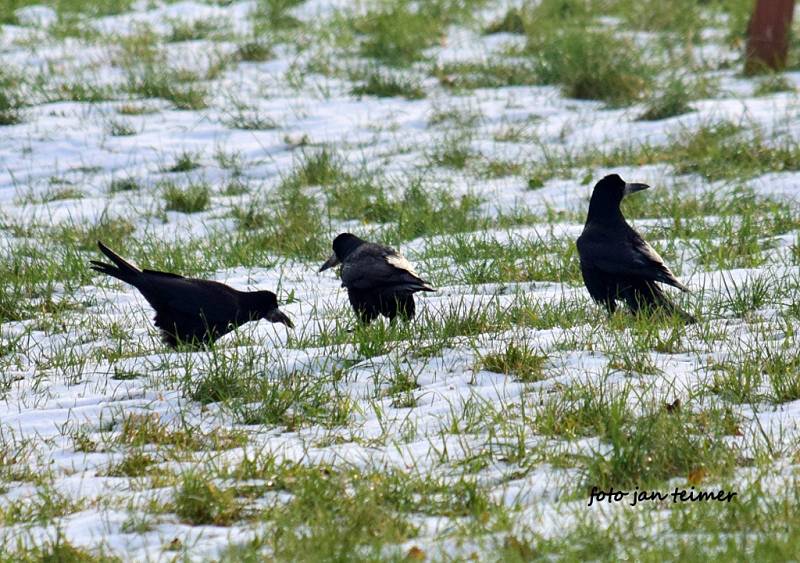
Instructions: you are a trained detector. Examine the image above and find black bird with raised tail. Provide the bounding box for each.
[90,241,293,347]
[576,174,695,323]
[319,233,435,324]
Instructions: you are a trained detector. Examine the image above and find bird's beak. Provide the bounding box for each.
[318,253,340,273]
[624,182,650,196]
[268,308,294,329]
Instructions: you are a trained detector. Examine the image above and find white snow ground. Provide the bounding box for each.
[1,0,800,560]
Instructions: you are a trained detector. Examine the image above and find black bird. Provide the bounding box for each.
[319,233,435,324]
[576,174,695,322]
[90,241,293,347]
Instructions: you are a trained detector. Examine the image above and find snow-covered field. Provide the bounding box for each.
[2,0,800,560]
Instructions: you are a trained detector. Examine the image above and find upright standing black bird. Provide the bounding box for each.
[90,241,293,347]
[576,174,695,322]
[318,233,435,324]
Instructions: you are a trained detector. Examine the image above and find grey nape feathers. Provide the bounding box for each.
[319,232,435,324]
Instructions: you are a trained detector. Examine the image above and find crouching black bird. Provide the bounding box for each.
[90,241,293,347]
[576,174,695,323]
[319,233,435,324]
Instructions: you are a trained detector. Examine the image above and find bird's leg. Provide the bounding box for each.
[355,308,376,326]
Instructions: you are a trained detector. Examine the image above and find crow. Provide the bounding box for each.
[576,174,695,323]
[318,233,435,324]
[90,241,293,347]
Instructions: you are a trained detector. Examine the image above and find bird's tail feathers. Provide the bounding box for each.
[628,282,696,324]
[402,280,436,293]
[418,281,436,292]
[97,241,140,273]
[90,241,141,284]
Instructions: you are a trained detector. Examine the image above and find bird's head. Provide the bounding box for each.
[251,291,293,328]
[587,174,650,220]
[318,232,365,272]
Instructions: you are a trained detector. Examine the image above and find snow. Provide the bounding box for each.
[0,0,799,559]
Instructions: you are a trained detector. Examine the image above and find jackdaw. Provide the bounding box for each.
[90,241,293,347]
[319,233,435,324]
[576,174,695,322]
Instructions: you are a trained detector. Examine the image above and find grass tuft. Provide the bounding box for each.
[162,181,211,213]
[351,67,425,99]
[481,342,548,382]
[583,403,738,489]
[164,151,201,173]
[174,471,242,525]
[525,25,653,106]
[638,75,696,121]
[0,70,25,125]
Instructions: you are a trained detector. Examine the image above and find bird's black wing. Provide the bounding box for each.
[577,228,688,292]
[137,278,243,345]
[137,276,241,322]
[341,248,434,293]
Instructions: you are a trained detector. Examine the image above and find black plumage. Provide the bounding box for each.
[318,233,435,324]
[90,241,293,347]
[576,174,695,323]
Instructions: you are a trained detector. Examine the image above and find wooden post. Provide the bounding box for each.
[744,0,795,74]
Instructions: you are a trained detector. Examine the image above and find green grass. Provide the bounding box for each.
[0,70,25,125]
[1,0,133,24]
[435,59,540,90]
[106,118,136,136]
[231,175,326,260]
[418,233,582,286]
[322,175,395,223]
[485,7,525,34]
[428,135,473,169]
[235,40,273,62]
[480,342,548,382]
[2,0,799,558]
[0,486,84,526]
[610,0,706,35]
[165,18,229,43]
[517,120,800,186]
[174,471,243,525]
[350,67,425,99]
[349,0,486,67]
[534,383,631,440]
[112,412,246,453]
[163,151,201,173]
[126,64,208,110]
[754,74,796,96]
[352,2,444,67]
[109,177,141,193]
[638,74,700,121]
[54,217,136,252]
[104,451,158,478]
[251,0,304,34]
[667,121,800,181]
[222,106,278,130]
[162,181,211,213]
[582,402,739,489]
[386,179,484,242]
[0,533,116,563]
[711,345,800,405]
[0,241,93,323]
[219,459,502,561]
[55,81,117,103]
[282,148,346,188]
[523,15,654,106]
[428,103,483,129]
